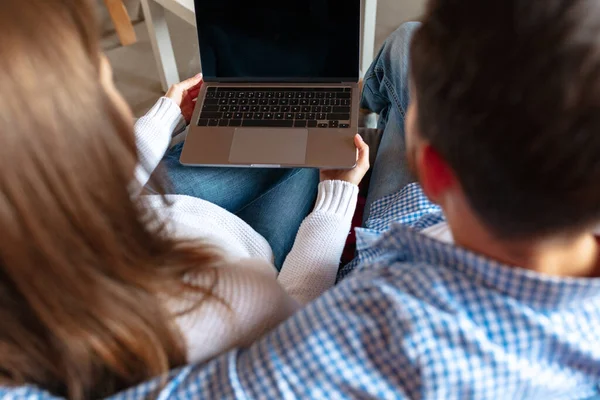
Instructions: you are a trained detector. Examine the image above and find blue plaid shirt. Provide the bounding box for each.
[3,184,600,399]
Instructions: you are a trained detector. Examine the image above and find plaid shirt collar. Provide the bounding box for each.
[357,222,600,310]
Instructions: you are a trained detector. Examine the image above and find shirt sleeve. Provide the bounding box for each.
[150,269,416,400]
[277,180,359,304]
[133,97,185,187]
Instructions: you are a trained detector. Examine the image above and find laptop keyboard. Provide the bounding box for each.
[198,87,352,128]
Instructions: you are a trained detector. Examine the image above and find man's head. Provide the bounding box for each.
[405,0,600,241]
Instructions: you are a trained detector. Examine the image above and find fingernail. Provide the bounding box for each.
[195,73,203,78]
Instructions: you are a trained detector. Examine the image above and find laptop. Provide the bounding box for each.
[180,0,361,168]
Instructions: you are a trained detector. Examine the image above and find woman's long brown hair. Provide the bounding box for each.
[0,0,224,398]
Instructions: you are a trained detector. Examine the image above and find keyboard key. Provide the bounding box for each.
[244,113,253,119]
[286,92,295,99]
[308,120,318,127]
[260,99,269,105]
[257,92,265,98]
[249,99,258,105]
[296,92,305,98]
[229,119,241,127]
[331,99,341,106]
[285,113,294,120]
[294,120,307,127]
[307,113,316,120]
[218,119,229,126]
[208,119,219,126]
[327,113,351,120]
[231,106,239,112]
[318,123,328,128]
[207,87,217,92]
[266,92,274,98]
[224,112,233,119]
[206,92,216,99]
[290,99,299,105]
[339,123,350,128]
[333,106,351,113]
[276,92,285,98]
[341,99,351,106]
[216,92,226,98]
[227,92,235,98]
[296,113,306,120]
[219,106,230,112]
[241,106,250,112]
[310,99,319,105]
[271,106,281,112]
[307,92,315,98]
[275,113,284,119]
[251,106,260,112]
[229,99,239,105]
[239,99,248,105]
[219,99,228,105]
[203,105,219,112]
[323,106,332,113]
[312,106,322,113]
[233,113,243,119]
[247,92,255,98]
[237,92,245,98]
[254,112,264,119]
[327,92,336,99]
[200,112,222,119]
[292,106,301,113]
[329,120,339,128]
[320,99,329,105]
[261,106,270,112]
[302,106,311,113]
[317,113,327,120]
[280,99,289,105]
[300,99,309,106]
[269,99,278,105]
[281,106,291,112]
[198,119,209,126]
[265,113,274,119]
[337,92,352,99]
[204,98,219,105]
[316,92,325,99]
[242,120,294,127]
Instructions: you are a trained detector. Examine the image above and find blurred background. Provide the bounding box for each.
[97,0,425,116]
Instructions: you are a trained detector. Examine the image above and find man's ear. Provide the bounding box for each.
[417,144,456,203]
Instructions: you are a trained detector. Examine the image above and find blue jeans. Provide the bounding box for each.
[163,142,319,270]
[362,22,420,222]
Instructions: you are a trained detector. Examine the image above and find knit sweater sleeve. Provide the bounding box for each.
[133,97,184,187]
[174,260,300,364]
[277,180,359,304]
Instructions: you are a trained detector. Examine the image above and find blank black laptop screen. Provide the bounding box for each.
[194,0,360,82]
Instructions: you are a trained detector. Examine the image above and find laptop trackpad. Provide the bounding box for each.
[229,128,308,165]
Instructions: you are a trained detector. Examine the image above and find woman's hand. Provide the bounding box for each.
[320,134,370,186]
[165,73,203,124]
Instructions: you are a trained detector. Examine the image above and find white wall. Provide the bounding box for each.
[375,0,425,49]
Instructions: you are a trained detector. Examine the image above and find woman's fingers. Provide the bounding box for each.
[355,134,370,171]
[179,73,203,92]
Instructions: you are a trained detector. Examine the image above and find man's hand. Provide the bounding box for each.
[165,73,203,124]
[320,134,370,186]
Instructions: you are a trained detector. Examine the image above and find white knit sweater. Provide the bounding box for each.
[135,98,358,364]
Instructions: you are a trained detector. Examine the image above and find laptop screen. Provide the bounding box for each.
[194,0,360,82]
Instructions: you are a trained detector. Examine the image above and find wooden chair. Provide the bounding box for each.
[104,0,137,46]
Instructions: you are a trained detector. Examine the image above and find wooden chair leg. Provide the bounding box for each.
[104,0,137,46]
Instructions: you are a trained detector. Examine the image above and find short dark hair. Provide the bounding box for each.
[411,0,600,238]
